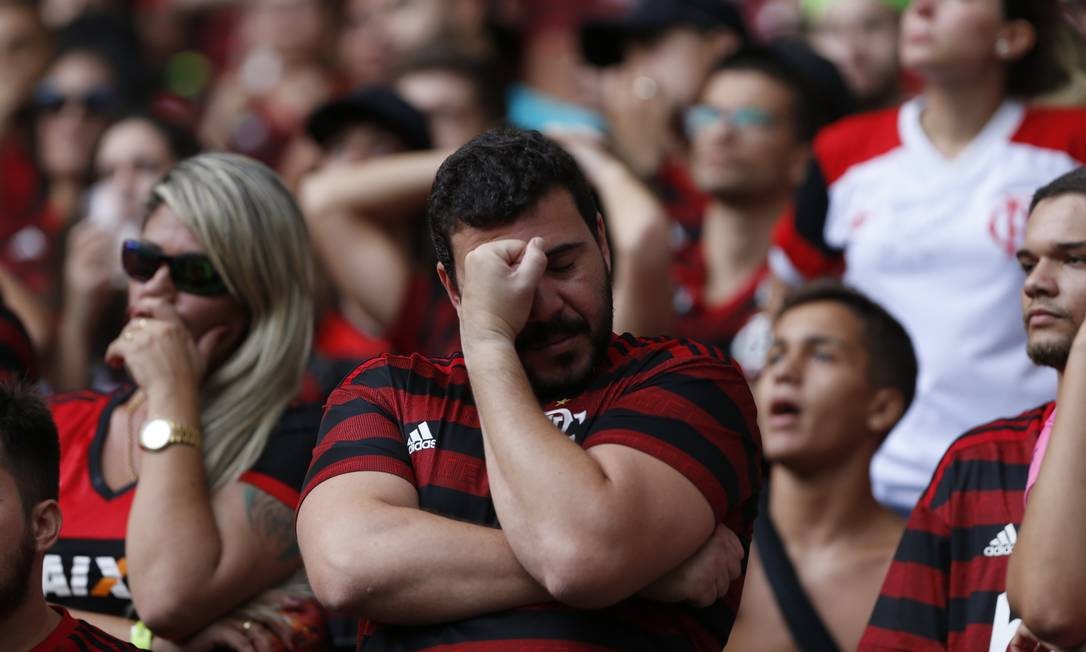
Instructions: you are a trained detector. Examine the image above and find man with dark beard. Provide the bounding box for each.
[0,382,133,650]
[297,128,763,651]
[862,166,1086,651]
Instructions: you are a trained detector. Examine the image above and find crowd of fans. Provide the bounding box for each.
[0,0,1083,650]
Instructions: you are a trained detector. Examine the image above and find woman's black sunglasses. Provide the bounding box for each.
[121,240,228,297]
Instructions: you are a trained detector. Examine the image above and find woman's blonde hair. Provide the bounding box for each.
[147,153,314,491]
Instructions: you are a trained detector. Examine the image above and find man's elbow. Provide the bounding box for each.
[303,541,386,615]
[1020,607,1086,649]
[534,538,634,609]
[137,593,209,641]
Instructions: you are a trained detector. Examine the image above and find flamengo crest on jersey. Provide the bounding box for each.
[545,407,587,438]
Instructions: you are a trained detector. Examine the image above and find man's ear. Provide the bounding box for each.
[866,387,906,437]
[31,499,62,552]
[436,262,462,312]
[595,213,612,275]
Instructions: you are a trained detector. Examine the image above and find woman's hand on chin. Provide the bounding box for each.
[106,297,230,397]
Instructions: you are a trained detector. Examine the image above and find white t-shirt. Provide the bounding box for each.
[771,98,1086,511]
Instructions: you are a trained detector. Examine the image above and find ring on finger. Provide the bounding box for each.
[242,620,253,631]
[123,330,134,341]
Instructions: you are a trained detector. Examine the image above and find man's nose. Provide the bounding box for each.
[1023,259,1058,298]
[768,350,802,385]
[528,278,564,323]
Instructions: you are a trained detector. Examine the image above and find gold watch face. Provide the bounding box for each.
[140,419,172,450]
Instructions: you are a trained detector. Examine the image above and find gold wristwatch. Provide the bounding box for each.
[139,419,202,451]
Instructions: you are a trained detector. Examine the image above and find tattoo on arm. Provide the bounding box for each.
[244,485,300,562]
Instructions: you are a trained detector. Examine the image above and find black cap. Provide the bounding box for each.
[581,0,748,67]
[306,86,432,151]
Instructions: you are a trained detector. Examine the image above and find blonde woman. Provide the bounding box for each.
[45,153,323,649]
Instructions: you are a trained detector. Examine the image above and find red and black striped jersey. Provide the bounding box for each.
[46,387,321,618]
[302,333,763,651]
[860,402,1053,651]
[29,606,136,650]
[671,247,771,365]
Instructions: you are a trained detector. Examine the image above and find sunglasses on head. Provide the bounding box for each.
[121,240,228,297]
[33,85,117,116]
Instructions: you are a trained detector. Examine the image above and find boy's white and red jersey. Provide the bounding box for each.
[771,97,1086,511]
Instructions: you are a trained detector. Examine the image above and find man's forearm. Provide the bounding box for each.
[301,150,449,220]
[301,495,551,624]
[464,338,651,602]
[1008,338,1086,646]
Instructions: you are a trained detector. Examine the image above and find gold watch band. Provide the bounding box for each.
[139,418,203,451]
[165,421,202,448]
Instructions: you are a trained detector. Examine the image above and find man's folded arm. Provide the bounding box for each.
[296,470,552,625]
[471,349,751,608]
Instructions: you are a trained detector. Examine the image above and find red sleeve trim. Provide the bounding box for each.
[240,471,300,509]
[814,108,902,185]
[299,454,415,505]
[1011,107,1086,163]
[771,207,845,281]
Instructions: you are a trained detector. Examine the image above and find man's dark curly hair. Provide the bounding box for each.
[428,127,599,288]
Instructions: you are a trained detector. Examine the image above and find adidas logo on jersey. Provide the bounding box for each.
[407,422,437,454]
[983,523,1017,557]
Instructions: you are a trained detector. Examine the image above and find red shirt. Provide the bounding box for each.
[47,388,320,617]
[29,606,135,651]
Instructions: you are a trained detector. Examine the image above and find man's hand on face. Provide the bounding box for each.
[459,237,547,348]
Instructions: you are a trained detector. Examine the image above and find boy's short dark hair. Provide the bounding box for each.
[1029,166,1086,214]
[427,127,599,288]
[777,280,919,412]
[0,382,59,514]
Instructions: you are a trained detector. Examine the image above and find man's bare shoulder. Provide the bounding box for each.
[725,545,800,652]
[727,509,904,652]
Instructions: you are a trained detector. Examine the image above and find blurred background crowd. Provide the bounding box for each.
[2,0,1085,649]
